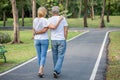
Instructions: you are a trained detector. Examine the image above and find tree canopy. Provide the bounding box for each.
[0,0,120,20]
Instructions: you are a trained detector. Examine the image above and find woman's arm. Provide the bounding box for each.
[32,27,48,39]
[34,27,49,35]
[32,29,35,39]
[49,16,63,29]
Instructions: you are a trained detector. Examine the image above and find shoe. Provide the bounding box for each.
[53,71,58,78]
[38,73,44,78]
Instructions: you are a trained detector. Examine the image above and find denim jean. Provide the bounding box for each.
[34,39,49,66]
[51,40,66,74]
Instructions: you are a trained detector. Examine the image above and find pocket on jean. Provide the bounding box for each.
[60,40,66,46]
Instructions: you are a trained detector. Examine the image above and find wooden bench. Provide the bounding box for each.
[0,45,7,63]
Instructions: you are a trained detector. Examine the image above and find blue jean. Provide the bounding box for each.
[34,39,49,66]
[51,40,66,74]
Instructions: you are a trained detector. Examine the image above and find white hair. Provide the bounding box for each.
[52,6,59,14]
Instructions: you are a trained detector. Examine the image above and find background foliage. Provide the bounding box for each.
[0,32,11,43]
[0,0,120,20]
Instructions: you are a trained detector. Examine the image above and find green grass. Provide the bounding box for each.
[67,17,100,28]
[67,16,120,28]
[0,16,120,28]
[0,30,81,73]
[0,18,33,27]
[106,31,120,80]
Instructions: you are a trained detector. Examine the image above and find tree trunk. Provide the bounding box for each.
[65,0,68,17]
[10,0,20,43]
[78,0,82,18]
[22,7,24,27]
[65,0,68,10]
[107,0,110,22]
[84,0,88,27]
[99,0,106,28]
[90,0,95,20]
[59,0,63,4]
[3,11,6,27]
[32,0,36,20]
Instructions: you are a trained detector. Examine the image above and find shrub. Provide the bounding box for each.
[0,32,11,43]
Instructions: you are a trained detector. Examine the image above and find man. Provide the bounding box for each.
[48,6,68,78]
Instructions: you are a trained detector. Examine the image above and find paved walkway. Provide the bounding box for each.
[0,28,119,80]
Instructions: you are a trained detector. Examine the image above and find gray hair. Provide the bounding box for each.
[52,6,59,14]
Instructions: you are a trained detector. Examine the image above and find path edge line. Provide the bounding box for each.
[67,30,89,42]
[89,30,118,80]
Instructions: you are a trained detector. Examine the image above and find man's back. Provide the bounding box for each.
[48,16,68,40]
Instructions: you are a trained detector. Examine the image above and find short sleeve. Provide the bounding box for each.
[43,19,50,28]
[63,17,68,27]
[33,18,36,29]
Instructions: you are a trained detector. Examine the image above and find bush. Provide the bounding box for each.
[0,32,11,43]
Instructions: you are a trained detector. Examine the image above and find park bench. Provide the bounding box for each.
[0,44,7,63]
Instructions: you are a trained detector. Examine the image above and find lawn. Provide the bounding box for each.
[67,16,120,28]
[0,16,120,28]
[0,30,81,73]
[106,31,120,80]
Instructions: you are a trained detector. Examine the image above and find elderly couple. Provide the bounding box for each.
[33,6,68,78]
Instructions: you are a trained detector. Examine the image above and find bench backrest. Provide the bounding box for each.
[0,45,7,53]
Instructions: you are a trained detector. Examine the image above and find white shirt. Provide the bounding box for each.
[48,16,68,40]
[33,18,50,40]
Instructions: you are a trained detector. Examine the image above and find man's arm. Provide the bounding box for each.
[49,16,63,29]
[64,26,68,40]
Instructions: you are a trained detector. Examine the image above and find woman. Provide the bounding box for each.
[33,7,63,78]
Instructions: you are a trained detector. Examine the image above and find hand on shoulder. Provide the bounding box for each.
[59,15,64,21]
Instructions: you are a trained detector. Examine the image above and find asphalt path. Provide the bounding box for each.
[0,28,119,80]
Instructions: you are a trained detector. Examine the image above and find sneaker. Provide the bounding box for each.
[53,71,58,78]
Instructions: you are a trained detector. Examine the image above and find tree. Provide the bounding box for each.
[32,0,36,20]
[90,0,95,20]
[83,0,88,27]
[3,3,8,27]
[67,0,79,18]
[78,0,82,18]
[99,0,106,28]
[0,0,10,27]
[107,0,110,22]
[65,0,68,17]
[17,0,26,27]
[65,0,68,11]
[10,0,20,43]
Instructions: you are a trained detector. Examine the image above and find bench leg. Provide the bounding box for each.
[3,53,7,63]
